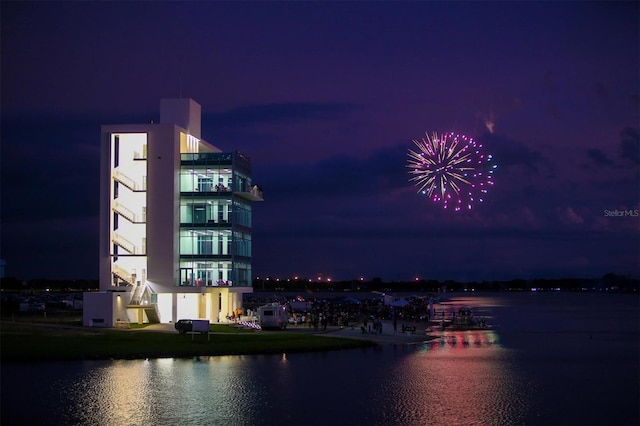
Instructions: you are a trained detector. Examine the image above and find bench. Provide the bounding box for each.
[115,320,131,329]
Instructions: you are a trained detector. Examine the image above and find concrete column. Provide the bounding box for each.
[172,292,178,323]
[199,293,207,320]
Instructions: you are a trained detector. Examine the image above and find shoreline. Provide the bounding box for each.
[0,320,439,363]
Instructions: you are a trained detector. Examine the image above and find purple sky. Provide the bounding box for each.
[2,2,638,282]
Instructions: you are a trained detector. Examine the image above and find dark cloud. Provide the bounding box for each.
[586,148,614,167]
[200,102,365,164]
[255,143,407,201]
[1,217,98,280]
[477,133,544,174]
[1,115,104,223]
[619,127,639,166]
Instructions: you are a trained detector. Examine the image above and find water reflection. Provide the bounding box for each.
[20,344,527,426]
[4,293,635,426]
[61,361,149,425]
[367,330,529,426]
[57,357,270,425]
[425,330,501,351]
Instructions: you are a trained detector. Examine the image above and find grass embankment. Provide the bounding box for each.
[0,322,373,362]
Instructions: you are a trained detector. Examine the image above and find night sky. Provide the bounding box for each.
[2,2,638,282]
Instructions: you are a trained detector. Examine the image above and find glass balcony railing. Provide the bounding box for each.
[181,152,252,171]
[181,152,233,163]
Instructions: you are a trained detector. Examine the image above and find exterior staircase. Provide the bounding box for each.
[112,202,144,224]
[127,283,160,324]
[143,306,160,323]
[129,283,144,305]
[112,233,139,254]
[112,264,134,286]
[113,170,145,192]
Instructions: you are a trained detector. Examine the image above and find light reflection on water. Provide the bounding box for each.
[2,292,637,426]
[378,332,527,426]
[62,357,269,426]
[4,333,528,426]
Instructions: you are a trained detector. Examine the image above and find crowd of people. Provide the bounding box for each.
[243,293,438,331]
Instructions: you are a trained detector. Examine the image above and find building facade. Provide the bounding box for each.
[83,98,262,327]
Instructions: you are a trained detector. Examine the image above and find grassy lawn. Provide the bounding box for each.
[0,322,373,362]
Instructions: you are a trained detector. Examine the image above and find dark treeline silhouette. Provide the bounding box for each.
[0,277,98,292]
[0,273,637,293]
[252,273,638,293]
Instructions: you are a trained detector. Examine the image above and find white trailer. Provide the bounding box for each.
[258,303,288,330]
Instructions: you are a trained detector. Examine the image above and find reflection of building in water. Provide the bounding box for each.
[84,99,263,327]
[78,358,258,425]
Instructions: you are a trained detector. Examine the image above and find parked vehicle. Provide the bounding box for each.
[258,303,288,330]
[174,319,210,334]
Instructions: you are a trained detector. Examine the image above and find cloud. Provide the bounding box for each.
[256,143,407,201]
[1,215,98,280]
[586,148,614,167]
[201,101,365,163]
[477,133,544,174]
[1,115,103,223]
[557,207,585,225]
[619,127,639,166]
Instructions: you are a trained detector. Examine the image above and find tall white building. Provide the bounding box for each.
[83,98,262,327]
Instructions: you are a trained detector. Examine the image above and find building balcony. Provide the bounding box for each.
[180,186,263,201]
[180,221,230,228]
[235,185,264,201]
[181,152,233,165]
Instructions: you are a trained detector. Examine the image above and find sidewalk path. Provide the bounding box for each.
[125,320,440,344]
[304,320,439,344]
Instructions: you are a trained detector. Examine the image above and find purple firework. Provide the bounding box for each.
[407,131,496,211]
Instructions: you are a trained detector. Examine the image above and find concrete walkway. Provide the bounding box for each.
[289,320,439,344]
[132,320,440,344]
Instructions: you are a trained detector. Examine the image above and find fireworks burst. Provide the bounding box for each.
[407,131,496,211]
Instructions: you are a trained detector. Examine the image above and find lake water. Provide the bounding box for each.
[2,292,638,425]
